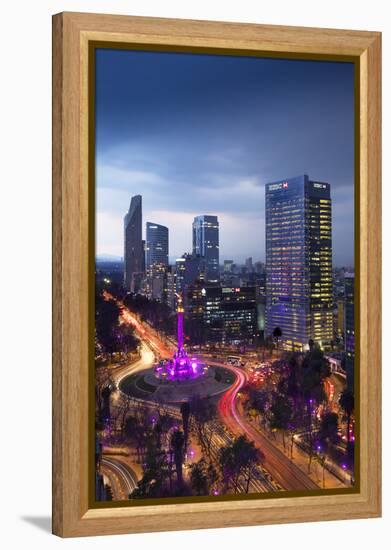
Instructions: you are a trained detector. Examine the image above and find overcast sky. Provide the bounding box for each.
[95,48,355,266]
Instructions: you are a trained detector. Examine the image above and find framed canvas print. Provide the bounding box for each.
[52,12,381,537]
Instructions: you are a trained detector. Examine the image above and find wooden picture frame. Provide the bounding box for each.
[52,11,381,537]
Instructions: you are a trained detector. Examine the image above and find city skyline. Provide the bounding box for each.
[96,49,355,266]
[95,48,356,505]
[107,191,353,269]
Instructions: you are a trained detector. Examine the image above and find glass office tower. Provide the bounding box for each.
[145,222,169,268]
[192,215,219,283]
[124,195,144,292]
[265,175,333,350]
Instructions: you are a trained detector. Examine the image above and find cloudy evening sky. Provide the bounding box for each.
[95,49,355,266]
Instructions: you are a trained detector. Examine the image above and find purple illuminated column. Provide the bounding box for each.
[177,295,184,350]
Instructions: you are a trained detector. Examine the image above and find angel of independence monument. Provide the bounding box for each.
[154,295,205,381]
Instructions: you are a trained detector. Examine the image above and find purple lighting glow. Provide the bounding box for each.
[154,294,205,381]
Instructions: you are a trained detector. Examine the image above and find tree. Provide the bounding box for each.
[95,366,114,418]
[180,402,191,450]
[318,412,339,448]
[124,410,152,463]
[189,459,208,496]
[339,389,354,443]
[273,326,282,351]
[269,393,293,450]
[116,394,133,437]
[171,430,185,489]
[95,293,121,356]
[155,411,175,449]
[317,412,339,487]
[219,435,262,494]
[190,396,217,459]
[100,385,112,425]
[131,444,170,499]
[116,323,139,355]
[299,347,331,472]
[189,459,218,496]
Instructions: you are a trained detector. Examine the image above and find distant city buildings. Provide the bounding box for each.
[224,260,234,273]
[265,175,333,351]
[124,195,144,293]
[245,257,254,273]
[192,215,220,283]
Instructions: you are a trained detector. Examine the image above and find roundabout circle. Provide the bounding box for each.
[119,365,236,403]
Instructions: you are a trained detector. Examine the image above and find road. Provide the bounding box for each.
[216,363,319,491]
[111,342,155,388]
[103,290,174,359]
[102,293,318,492]
[101,456,138,500]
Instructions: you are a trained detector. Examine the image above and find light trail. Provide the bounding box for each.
[101,456,138,499]
[217,362,319,491]
[103,290,173,359]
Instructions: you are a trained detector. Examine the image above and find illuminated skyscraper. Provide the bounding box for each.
[145,222,169,268]
[265,175,333,350]
[124,195,144,292]
[192,215,219,282]
[344,273,355,389]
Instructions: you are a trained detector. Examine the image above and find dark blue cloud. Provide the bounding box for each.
[95,48,355,266]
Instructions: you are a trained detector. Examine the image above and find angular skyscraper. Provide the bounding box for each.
[145,222,169,268]
[192,215,219,283]
[265,175,333,350]
[124,195,144,292]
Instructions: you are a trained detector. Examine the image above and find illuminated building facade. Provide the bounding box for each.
[164,267,177,310]
[124,195,144,292]
[144,263,166,301]
[336,298,345,337]
[186,284,257,344]
[265,175,333,350]
[220,286,257,343]
[344,273,355,389]
[192,215,220,282]
[145,222,169,268]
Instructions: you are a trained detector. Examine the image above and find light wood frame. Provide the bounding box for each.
[52,11,381,537]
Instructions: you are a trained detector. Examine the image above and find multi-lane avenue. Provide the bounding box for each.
[216,363,319,491]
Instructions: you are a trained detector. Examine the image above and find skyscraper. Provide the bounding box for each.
[186,283,257,345]
[175,253,204,295]
[192,215,219,283]
[124,195,144,292]
[265,175,333,350]
[145,222,169,268]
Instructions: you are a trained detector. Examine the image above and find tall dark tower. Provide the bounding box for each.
[124,195,144,292]
[265,175,333,350]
